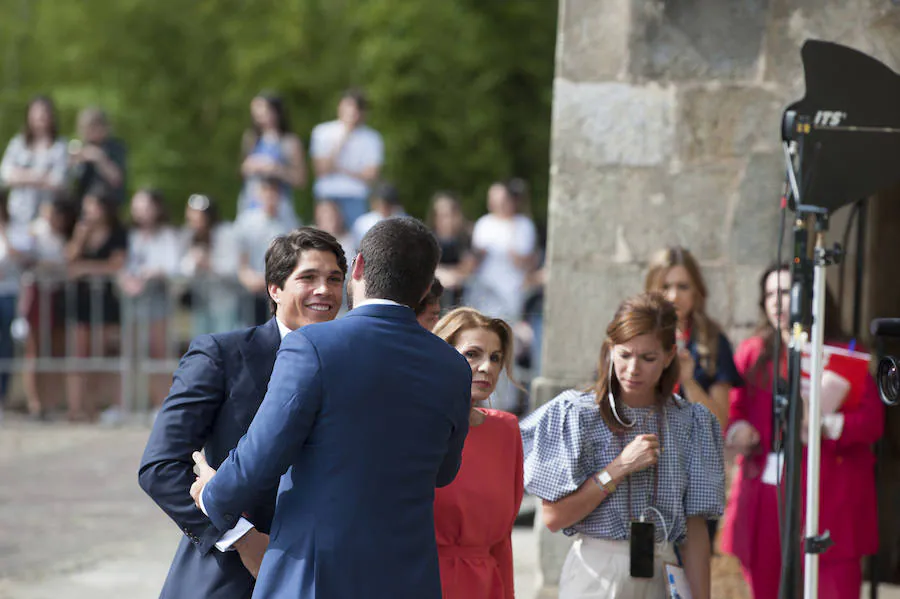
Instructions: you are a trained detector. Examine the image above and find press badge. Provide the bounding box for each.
[666,563,693,598]
[761,452,784,486]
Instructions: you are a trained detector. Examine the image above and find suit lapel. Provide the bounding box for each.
[241,318,282,396]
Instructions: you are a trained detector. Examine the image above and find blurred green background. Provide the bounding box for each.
[0,0,557,226]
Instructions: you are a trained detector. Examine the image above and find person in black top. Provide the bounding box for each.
[65,188,127,421]
[645,245,741,546]
[427,191,473,308]
[70,107,127,207]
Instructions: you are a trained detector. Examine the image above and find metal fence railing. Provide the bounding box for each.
[3,271,545,420]
[5,272,268,417]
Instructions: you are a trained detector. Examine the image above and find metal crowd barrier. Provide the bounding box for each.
[4,271,266,416]
[2,270,545,419]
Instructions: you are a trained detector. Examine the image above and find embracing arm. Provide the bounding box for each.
[682,516,712,599]
[435,370,472,487]
[138,335,230,555]
[201,331,323,532]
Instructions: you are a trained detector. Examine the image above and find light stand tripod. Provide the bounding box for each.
[802,212,840,597]
[777,134,840,599]
[776,38,900,599]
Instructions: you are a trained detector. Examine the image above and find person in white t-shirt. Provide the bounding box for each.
[309,89,384,229]
[465,181,537,324]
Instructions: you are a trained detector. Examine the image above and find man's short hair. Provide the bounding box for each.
[358,217,440,308]
[265,227,348,315]
[415,278,444,316]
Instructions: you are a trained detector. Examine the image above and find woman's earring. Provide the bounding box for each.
[608,353,633,428]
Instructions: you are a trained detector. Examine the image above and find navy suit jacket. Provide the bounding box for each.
[202,303,472,599]
[139,318,282,599]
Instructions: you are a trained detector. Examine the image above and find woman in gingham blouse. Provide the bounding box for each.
[520,293,724,598]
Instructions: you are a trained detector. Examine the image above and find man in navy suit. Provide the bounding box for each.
[139,227,348,598]
[190,217,472,599]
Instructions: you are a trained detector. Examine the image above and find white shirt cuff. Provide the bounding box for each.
[214,517,254,552]
[200,486,254,552]
[199,486,209,516]
[822,413,845,441]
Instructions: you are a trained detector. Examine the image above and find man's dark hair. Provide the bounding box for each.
[358,217,440,308]
[415,278,444,316]
[265,227,348,315]
[341,88,368,112]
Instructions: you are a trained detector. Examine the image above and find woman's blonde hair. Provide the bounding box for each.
[432,307,516,378]
[644,246,721,377]
[592,293,681,432]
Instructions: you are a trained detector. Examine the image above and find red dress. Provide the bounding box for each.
[720,336,883,599]
[434,408,524,599]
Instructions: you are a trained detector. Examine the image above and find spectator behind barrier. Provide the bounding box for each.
[237,93,304,226]
[0,96,68,229]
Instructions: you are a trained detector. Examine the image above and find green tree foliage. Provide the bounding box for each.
[0,0,556,226]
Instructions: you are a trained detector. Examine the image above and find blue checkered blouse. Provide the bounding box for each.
[520,390,724,544]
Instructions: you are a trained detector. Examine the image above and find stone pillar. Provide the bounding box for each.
[536,0,900,596]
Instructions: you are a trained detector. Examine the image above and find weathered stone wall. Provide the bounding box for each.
[535,1,900,595]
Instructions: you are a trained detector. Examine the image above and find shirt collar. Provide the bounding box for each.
[353,298,407,309]
[275,317,292,340]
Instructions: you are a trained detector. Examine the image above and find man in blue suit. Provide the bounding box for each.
[190,217,472,599]
[139,227,348,598]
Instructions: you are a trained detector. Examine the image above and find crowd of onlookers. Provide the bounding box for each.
[0,89,546,422]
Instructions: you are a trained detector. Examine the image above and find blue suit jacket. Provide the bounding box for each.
[139,318,282,599]
[202,304,472,599]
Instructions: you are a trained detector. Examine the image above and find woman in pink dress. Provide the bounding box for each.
[720,263,883,599]
[432,307,524,599]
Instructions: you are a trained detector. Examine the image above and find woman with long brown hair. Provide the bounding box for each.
[432,307,524,599]
[0,96,68,228]
[644,246,741,429]
[719,264,882,599]
[521,293,724,598]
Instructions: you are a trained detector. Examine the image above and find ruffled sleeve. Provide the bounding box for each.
[520,391,599,502]
[684,403,726,518]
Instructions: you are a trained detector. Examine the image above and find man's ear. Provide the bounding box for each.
[268,283,281,309]
[351,254,365,281]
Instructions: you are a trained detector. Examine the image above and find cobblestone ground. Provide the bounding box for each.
[0,416,892,599]
[0,416,539,599]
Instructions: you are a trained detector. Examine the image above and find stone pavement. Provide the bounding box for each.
[2,416,897,599]
[0,417,540,599]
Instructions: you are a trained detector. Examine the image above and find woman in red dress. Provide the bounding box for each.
[719,264,883,599]
[431,307,525,599]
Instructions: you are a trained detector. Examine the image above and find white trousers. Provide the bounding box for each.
[559,536,677,599]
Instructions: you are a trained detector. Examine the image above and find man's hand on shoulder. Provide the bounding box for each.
[189,451,217,510]
[234,528,269,579]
